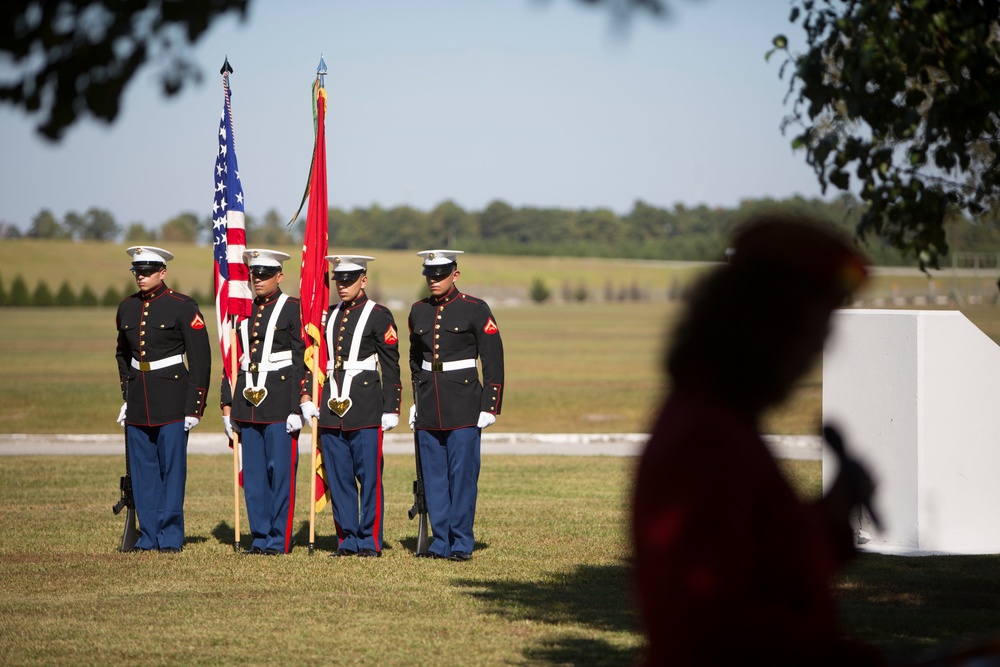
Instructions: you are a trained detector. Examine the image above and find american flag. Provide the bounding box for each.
[212,76,252,385]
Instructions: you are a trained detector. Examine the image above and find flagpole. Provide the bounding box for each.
[309,343,321,556]
[308,55,330,556]
[219,55,242,554]
[304,55,330,556]
[230,320,242,553]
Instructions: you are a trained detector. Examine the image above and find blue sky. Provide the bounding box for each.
[0,0,819,232]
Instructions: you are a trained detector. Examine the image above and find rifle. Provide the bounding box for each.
[112,426,139,552]
[822,423,882,532]
[407,392,430,555]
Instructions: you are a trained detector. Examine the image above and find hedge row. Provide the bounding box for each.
[0,275,213,308]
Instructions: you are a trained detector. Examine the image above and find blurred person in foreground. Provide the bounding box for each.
[631,216,884,666]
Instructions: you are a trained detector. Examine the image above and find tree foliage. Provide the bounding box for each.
[0,0,249,140]
[55,280,76,306]
[80,207,119,240]
[0,0,664,141]
[160,212,200,244]
[9,275,30,306]
[253,209,295,246]
[124,222,158,243]
[28,209,67,239]
[31,280,53,306]
[773,0,1000,268]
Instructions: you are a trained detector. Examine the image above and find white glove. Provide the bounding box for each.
[477,412,496,429]
[223,415,234,439]
[184,416,200,432]
[408,404,417,431]
[116,402,127,427]
[381,413,399,431]
[286,413,303,433]
[300,400,320,422]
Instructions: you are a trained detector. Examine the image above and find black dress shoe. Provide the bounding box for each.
[263,548,282,556]
[448,551,471,562]
[158,547,181,554]
[329,548,356,557]
[357,548,381,558]
[241,546,264,555]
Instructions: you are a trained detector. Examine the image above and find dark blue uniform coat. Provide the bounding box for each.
[407,285,504,557]
[220,288,305,554]
[115,282,211,551]
[303,292,401,555]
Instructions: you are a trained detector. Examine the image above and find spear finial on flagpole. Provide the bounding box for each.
[221,56,234,76]
[317,54,327,88]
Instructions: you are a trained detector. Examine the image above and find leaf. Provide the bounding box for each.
[830,169,850,190]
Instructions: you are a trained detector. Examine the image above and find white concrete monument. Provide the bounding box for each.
[823,309,1000,554]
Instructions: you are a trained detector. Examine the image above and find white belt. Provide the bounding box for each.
[132,354,184,372]
[422,359,477,372]
[327,356,377,372]
[241,350,293,372]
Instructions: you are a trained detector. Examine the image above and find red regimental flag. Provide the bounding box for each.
[299,81,330,386]
[298,79,332,513]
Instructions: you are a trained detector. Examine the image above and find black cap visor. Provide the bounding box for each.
[333,270,365,283]
[422,262,456,278]
[250,266,281,279]
[131,262,165,273]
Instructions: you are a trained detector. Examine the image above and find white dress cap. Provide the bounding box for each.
[417,249,464,267]
[243,249,291,268]
[126,246,174,264]
[325,254,375,274]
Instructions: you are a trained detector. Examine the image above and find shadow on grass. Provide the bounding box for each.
[397,536,488,555]
[288,521,341,554]
[839,553,1000,662]
[211,521,235,547]
[289,520,402,554]
[455,562,641,666]
[522,636,637,667]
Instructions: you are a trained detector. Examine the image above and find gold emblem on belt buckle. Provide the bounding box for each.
[334,358,344,371]
[243,387,268,406]
[328,397,352,417]
[138,361,152,372]
[431,361,443,372]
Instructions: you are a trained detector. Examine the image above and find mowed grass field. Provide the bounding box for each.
[5,239,1000,436]
[3,241,1000,664]
[1,455,998,665]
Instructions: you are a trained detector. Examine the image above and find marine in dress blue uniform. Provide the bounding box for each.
[221,250,306,555]
[301,255,402,557]
[407,250,504,561]
[115,246,211,553]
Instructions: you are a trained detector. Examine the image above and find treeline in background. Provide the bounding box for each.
[5,192,1000,267]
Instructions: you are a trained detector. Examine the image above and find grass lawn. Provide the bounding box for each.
[3,245,1000,664]
[0,455,998,665]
